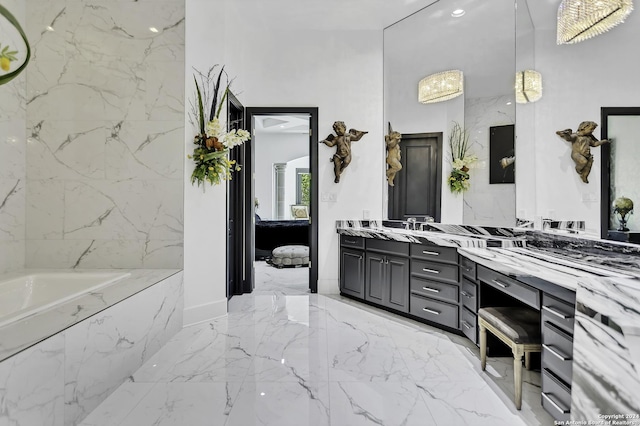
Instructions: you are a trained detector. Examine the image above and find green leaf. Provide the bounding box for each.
[210,65,225,121]
[1,46,8,54]
[202,150,227,162]
[215,85,229,120]
[0,4,31,86]
[194,76,205,135]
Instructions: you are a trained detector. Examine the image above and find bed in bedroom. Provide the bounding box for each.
[255,218,309,260]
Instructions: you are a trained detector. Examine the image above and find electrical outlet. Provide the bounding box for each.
[321,192,330,202]
[328,193,337,202]
[581,193,597,202]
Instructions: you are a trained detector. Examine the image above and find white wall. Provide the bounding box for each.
[254,133,308,220]
[184,0,384,312]
[0,0,26,274]
[226,28,385,294]
[519,13,640,234]
[183,0,228,325]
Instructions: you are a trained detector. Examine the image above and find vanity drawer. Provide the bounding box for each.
[410,244,458,264]
[340,235,364,250]
[366,239,409,256]
[460,256,477,280]
[411,260,459,284]
[460,278,478,313]
[542,321,574,385]
[460,307,477,344]
[411,277,459,304]
[542,293,575,335]
[478,266,540,309]
[410,294,459,329]
[541,369,571,421]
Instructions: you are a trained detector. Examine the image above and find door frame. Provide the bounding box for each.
[388,132,442,222]
[244,107,319,293]
[226,92,245,298]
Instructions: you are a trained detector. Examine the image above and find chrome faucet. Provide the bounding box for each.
[405,217,417,230]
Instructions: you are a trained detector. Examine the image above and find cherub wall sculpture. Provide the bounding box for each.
[555,121,611,183]
[385,123,402,186]
[320,121,368,183]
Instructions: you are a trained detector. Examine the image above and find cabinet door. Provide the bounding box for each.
[386,255,409,312]
[365,252,386,305]
[340,248,365,299]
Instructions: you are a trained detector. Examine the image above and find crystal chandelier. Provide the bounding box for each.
[515,70,543,104]
[418,70,464,104]
[557,0,634,44]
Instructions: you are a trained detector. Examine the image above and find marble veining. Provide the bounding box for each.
[82,291,550,426]
[22,0,185,269]
[0,269,181,363]
[336,220,526,248]
[571,276,640,421]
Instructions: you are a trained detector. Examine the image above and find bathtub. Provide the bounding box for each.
[0,272,131,328]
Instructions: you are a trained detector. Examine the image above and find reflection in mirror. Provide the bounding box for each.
[384,0,516,226]
[601,108,640,242]
[515,0,640,235]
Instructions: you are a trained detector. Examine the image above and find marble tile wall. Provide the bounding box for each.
[0,1,27,274]
[463,95,516,227]
[23,0,185,269]
[0,272,183,426]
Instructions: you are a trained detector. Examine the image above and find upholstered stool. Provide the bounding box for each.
[271,245,309,268]
[478,307,542,410]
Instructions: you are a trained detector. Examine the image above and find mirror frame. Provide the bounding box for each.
[600,106,640,240]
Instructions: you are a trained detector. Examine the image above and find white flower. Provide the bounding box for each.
[452,158,466,170]
[206,118,223,138]
[222,129,251,149]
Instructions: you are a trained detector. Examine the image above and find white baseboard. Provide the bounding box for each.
[317,278,340,294]
[183,298,227,326]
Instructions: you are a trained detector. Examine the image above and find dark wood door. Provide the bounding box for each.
[340,248,365,298]
[389,133,442,222]
[365,252,385,305]
[386,255,409,312]
[227,93,244,299]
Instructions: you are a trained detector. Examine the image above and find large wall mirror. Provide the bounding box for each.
[601,107,640,242]
[384,0,516,226]
[515,0,640,236]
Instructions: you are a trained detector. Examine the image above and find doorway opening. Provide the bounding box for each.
[234,107,318,295]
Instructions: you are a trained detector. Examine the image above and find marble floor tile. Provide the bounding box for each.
[329,381,436,426]
[225,381,330,426]
[85,274,553,426]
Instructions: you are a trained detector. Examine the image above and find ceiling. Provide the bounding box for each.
[226,0,440,31]
[254,115,310,135]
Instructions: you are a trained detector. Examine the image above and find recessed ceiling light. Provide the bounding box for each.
[149,27,159,33]
[279,125,285,128]
[506,101,512,105]
[260,392,266,396]
[451,9,466,18]
[46,26,55,31]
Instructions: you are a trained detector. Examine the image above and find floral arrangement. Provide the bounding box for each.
[0,4,30,85]
[188,65,250,186]
[448,121,477,193]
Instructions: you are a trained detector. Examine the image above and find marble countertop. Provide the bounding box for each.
[0,268,181,362]
[337,220,640,291]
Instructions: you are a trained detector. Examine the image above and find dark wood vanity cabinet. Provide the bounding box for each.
[339,236,365,298]
[459,255,479,343]
[409,244,461,329]
[541,293,576,421]
[364,241,410,313]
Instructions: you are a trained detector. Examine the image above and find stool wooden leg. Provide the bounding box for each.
[525,351,531,370]
[479,323,487,371]
[513,346,524,410]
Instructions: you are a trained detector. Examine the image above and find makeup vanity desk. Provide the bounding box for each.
[336,220,640,423]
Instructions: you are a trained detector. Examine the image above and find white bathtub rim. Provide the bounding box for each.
[0,268,182,363]
[0,272,132,329]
